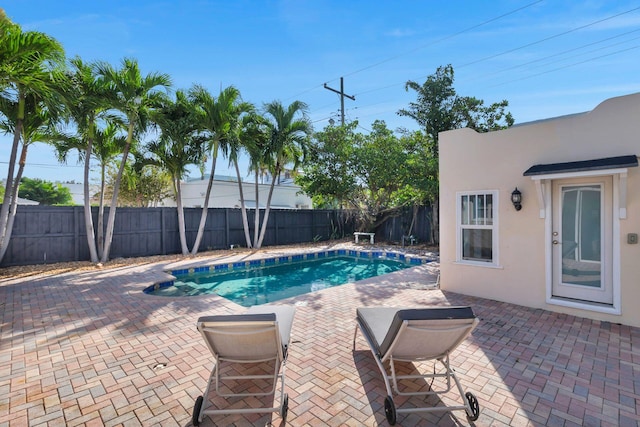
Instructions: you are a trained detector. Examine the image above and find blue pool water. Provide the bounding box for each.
[146,254,415,306]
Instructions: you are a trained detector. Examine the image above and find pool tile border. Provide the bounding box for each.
[144,249,433,294]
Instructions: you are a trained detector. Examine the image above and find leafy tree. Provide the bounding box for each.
[397,64,514,242]
[188,85,252,253]
[94,57,171,262]
[0,15,65,263]
[298,121,437,233]
[18,177,72,205]
[100,162,172,208]
[398,64,514,156]
[296,122,359,209]
[392,129,438,237]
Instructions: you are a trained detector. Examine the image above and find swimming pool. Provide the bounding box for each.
[144,250,429,306]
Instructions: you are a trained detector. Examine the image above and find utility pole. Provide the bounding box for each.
[324,77,355,126]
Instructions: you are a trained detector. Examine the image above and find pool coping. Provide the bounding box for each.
[144,248,434,294]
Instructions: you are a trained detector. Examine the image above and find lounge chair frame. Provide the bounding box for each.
[353,307,480,424]
[192,306,294,426]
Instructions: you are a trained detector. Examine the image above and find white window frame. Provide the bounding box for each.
[456,190,499,267]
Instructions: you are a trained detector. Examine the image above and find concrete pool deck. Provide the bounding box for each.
[1,242,639,426]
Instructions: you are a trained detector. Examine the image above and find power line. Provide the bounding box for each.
[0,161,83,169]
[340,0,544,79]
[352,6,640,98]
[475,28,640,80]
[487,44,640,88]
[286,1,543,103]
[343,41,640,123]
[344,38,640,122]
[457,5,640,70]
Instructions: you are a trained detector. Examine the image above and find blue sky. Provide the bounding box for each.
[3,0,640,183]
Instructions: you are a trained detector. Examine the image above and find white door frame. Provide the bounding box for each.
[531,169,624,315]
[551,178,612,304]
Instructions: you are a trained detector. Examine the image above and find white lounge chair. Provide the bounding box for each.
[192,305,295,426]
[353,306,480,424]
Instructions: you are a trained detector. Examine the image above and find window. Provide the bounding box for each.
[457,191,498,264]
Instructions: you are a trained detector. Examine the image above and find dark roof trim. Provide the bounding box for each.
[523,155,638,176]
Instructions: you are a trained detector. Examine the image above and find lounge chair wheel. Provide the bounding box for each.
[280,393,289,421]
[465,391,480,421]
[192,395,204,426]
[384,396,397,425]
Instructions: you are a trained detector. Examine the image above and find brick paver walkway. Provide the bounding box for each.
[1,245,639,426]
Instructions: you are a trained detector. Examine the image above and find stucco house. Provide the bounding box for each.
[439,92,640,328]
[161,174,312,209]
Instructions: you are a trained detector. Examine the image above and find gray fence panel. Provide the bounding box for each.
[6,206,79,264]
[376,206,433,245]
[0,205,424,267]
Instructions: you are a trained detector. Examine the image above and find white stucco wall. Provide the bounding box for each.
[61,182,100,206]
[439,92,640,327]
[162,178,313,209]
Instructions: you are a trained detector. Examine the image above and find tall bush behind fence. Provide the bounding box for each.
[1,205,431,267]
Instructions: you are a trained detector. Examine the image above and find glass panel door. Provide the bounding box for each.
[552,178,612,304]
[560,186,601,288]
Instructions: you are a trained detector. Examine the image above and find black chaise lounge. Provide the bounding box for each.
[192,305,295,426]
[353,306,480,424]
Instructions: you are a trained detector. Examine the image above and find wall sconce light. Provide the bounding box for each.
[511,187,522,211]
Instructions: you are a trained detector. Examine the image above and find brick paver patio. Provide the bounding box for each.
[1,244,639,426]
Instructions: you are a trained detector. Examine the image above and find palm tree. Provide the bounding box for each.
[0,16,65,264]
[53,121,128,259]
[94,57,171,262]
[188,85,253,254]
[230,112,270,248]
[145,90,203,254]
[0,93,65,261]
[254,100,312,248]
[53,57,113,262]
[88,123,128,258]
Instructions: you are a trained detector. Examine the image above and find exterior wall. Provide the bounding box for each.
[439,92,640,327]
[61,183,100,206]
[161,179,312,209]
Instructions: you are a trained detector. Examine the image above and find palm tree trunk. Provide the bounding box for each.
[255,172,277,249]
[100,122,133,263]
[175,176,189,255]
[97,164,106,259]
[0,143,28,262]
[253,171,260,248]
[190,142,218,255]
[233,160,252,248]
[83,140,99,263]
[0,96,24,263]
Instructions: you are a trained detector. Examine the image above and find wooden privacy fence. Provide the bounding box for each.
[1,206,354,267]
[377,205,434,245]
[1,205,433,267]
